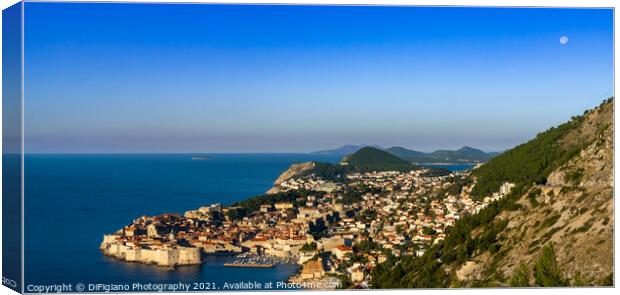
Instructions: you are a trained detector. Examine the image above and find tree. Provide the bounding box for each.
[301,242,317,251]
[422,226,436,235]
[225,207,247,220]
[510,263,531,287]
[533,244,567,287]
[210,211,224,225]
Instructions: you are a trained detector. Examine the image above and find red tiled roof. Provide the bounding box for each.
[335,245,353,252]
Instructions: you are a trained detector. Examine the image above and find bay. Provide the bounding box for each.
[23,153,472,289]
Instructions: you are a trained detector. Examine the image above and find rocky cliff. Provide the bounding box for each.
[456,98,613,286]
[266,162,316,194]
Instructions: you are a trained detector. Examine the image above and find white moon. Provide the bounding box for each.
[560,36,569,45]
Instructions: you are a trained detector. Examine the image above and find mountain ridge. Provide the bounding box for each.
[341,146,415,172]
[313,145,499,163]
[311,144,384,155]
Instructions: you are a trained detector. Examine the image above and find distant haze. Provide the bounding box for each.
[23,4,613,153]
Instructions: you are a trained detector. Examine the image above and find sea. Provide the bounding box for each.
[418,163,476,171]
[23,154,472,291]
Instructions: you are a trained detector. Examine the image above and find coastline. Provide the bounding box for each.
[223,263,274,268]
[415,162,478,166]
[97,154,490,288]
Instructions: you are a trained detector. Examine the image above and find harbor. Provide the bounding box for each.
[223,254,294,268]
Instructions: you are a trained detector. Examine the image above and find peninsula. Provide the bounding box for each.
[100,147,506,286]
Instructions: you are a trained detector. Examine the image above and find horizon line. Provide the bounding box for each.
[14,146,505,155]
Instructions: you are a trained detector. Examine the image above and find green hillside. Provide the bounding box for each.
[430,146,498,162]
[343,147,415,172]
[468,100,608,199]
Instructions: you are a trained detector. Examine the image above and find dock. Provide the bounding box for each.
[224,263,275,268]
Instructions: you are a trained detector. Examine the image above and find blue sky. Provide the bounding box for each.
[23,3,613,153]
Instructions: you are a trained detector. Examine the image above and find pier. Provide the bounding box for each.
[223,254,290,268]
[224,262,275,268]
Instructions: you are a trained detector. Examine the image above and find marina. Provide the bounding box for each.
[223,254,292,268]
[223,263,275,268]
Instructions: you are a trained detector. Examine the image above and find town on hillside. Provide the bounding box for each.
[100,164,515,289]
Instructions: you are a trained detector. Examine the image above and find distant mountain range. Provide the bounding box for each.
[312,145,499,163]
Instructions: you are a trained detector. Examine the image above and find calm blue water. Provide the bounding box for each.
[23,154,471,290]
[24,154,341,290]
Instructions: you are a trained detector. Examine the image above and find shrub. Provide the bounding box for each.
[533,244,567,286]
[510,263,531,287]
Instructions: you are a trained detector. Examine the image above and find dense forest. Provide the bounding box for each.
[470,118,585,199]
[342,147,416,172]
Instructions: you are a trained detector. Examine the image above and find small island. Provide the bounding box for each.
[191,156,211,161]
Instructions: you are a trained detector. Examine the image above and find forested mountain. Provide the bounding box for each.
[268,147,420,188]
[341,147,415,172]
[387,146,498,163]
[311,145,383,155]
[371,98,614,288]
[384,146,437,162]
